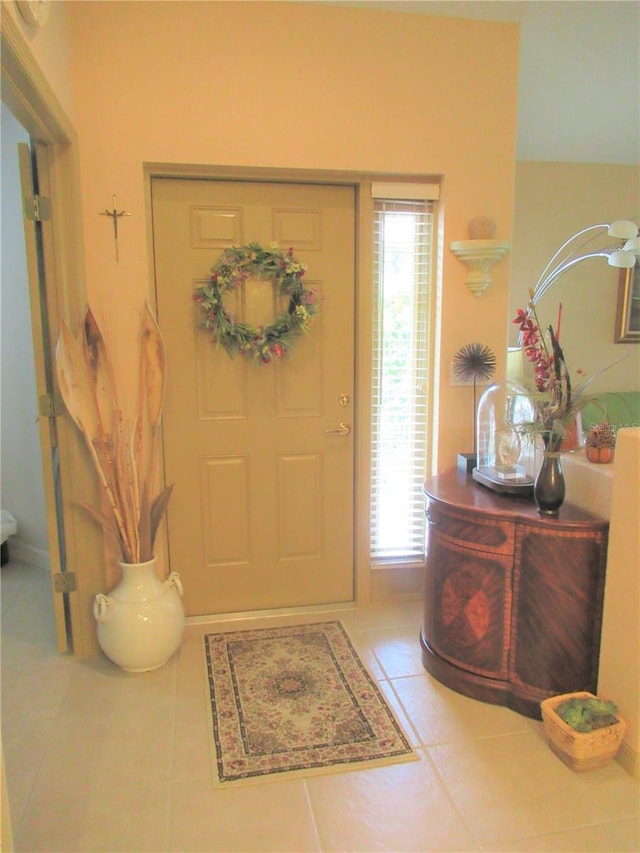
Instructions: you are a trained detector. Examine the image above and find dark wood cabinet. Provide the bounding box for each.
[420,469,609,719]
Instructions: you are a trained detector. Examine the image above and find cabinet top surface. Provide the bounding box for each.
[425,469,608,529]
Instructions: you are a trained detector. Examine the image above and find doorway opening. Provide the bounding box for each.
[0,106,50,577]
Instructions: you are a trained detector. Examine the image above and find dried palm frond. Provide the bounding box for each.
[56,318,101,443]
[55,305,172,564]
[140,301,166,432]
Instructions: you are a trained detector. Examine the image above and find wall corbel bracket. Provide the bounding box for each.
[450,239,510,296]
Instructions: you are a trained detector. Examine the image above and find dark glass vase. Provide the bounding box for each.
[534,450,565,516]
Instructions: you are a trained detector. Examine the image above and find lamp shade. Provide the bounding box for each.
[608,250,637,268]
[623,236,640,254]
[608,220,639,240]
[506,347,525,383]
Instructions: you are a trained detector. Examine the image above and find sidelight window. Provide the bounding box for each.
[370,189,437,561]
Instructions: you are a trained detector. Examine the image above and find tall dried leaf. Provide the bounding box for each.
[149,484,174,556]
[113,412,139,562]
[78,503,124,553]
[57,317,133,561]
[138,483,173,563]
[138,485,152,563]
[56,305,173,566]
[83,307,118,441]
[140,302,166,432]
[55,318,100,443]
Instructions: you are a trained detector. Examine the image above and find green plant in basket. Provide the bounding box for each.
[555,696,619,733]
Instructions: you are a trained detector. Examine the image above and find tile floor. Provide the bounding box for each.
[2,558,639,852]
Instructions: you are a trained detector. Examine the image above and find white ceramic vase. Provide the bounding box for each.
[93,556,185,672]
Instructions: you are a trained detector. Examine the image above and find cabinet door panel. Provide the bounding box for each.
[426,533,511,679]
[427,502,514,555]
[510,527,607,694]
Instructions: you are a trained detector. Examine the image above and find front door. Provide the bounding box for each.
[151,178,356,615]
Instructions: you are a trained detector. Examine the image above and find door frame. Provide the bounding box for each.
[145,163,433,605]
[145,163,375,603]
[2,12,105,657]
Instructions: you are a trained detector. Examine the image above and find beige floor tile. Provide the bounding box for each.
[184,605,359,643]
[490,817,640,852]
[15,784,171,852]
[185,600,424,638]
[429,730,639,846]
[4,562,638,853]
[366,623,426,678]
[338,627,386,680]
[527,722,640,821]
[1,566,56,629]
[176,635,210,704]
[1,655,73,723]
[184,600,422,645]
[58,652,177,716]
[377,679,422,748]
[338,599,423,632]
[0,617,62,661]
[306,748,479,852]
[391,671,533,745]
[31,704,175,800]
[2,713,57,830]
[168,777,320,851]
[172,698,215,783]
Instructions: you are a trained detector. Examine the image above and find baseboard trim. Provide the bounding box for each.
[370,562,424,602]
[7,540,50,571]
[616,737,640,780]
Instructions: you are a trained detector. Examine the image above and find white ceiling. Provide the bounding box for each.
[328,1,640,164]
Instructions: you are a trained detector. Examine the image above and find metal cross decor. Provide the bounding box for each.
[99,194,132,262]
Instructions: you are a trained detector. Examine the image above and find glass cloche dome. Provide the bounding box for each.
[472,381,538,494]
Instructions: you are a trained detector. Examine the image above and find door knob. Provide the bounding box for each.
[324,422,352,437]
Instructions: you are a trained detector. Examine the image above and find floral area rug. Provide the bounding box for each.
[204,620,416,786]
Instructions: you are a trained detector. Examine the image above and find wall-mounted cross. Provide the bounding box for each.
[99,194,132,262]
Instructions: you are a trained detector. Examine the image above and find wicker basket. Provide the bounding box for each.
[540,691,626,772]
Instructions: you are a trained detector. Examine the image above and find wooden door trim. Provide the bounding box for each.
[144,163,436,607]
[145,165,372,605]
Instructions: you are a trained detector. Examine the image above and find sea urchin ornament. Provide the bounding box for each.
[453,342,497,458]
[453,342,497,384]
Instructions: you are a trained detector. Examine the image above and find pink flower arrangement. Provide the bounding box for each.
[513,293,586,451]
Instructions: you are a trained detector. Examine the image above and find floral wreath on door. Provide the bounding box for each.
[193,242,318,364]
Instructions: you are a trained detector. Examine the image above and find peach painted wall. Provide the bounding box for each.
[509,162,640,394]
[63,0,520,471]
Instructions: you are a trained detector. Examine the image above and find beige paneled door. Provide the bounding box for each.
[151,178,356,615]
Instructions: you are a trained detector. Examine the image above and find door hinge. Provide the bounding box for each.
[54,572,77,594]
[23,194,51,222]
[39,392,63,418]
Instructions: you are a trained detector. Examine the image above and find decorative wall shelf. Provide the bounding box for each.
[450,239,510,296]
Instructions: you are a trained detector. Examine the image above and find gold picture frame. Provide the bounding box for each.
[615,261,640,343]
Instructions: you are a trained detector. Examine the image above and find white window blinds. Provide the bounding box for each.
[371,198,434,560]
